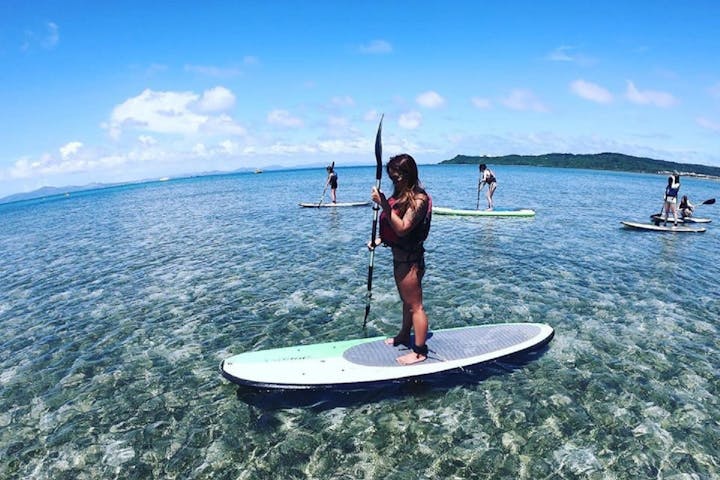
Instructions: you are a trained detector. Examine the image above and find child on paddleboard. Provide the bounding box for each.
[369,154,432,365]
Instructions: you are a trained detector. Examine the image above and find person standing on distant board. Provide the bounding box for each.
[326,164,338,203]
[369,154,432,365]
[662,172,681,226]
[478,164,497,210]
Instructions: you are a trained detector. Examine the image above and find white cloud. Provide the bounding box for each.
[104,87,245,139]
[501,89,549,112]
[43,22,59,49]
[546,46,575,62]
[570,79,613,103]
[138,135,157,146]
[218,140,239,155]
[398,111,422,129]
[21,21,59,51]
[202,114,247,136]
[625,81,676,107]
[196,86,235,112]
[416,91,446,109]
[358,40,392,54]
[10,151,94,179]
[471,97,492,109]
[60,141,83,160]
[267,109,303,128]
[106,89,206,138]
[697,117,720,133]
[545,46,595,66]
[364,110,381,121]
[193,143,208,157]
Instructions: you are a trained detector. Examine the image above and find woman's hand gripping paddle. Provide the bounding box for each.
[363,115,383,329]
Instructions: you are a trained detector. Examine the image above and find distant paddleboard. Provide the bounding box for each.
[299,201,370,208]
[621,221,706,233]
[649,214,711,224]
[220,323,554,390]
[433,206,535,217]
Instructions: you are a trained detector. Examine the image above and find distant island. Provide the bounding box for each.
[441,152,720,178]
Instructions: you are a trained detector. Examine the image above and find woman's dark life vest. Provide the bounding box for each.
[379,194,432,251]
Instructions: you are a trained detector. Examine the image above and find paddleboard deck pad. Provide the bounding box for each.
[220,323,554,390]
[299,201,370,208]
[649,214,711,224]
[433,206,535,217]
[621,221,706,233]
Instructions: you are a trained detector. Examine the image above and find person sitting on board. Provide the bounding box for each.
[326,164,338,203]
[661,172,681,226]
[478,164,497,210]
[679,195,694,219]
[369,153,432,365]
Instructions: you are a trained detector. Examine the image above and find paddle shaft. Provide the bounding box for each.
[363,115,383,328]
[476,179,486,210]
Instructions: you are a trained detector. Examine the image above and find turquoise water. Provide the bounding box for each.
[1,164,719,479]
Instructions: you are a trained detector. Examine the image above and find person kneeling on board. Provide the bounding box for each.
[369,154,432,365]
[679,195,694,219]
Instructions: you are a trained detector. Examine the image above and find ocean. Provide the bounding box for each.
[1,164,718,479]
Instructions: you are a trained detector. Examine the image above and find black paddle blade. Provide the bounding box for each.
[374,115,384,178]
[702,198,716,205]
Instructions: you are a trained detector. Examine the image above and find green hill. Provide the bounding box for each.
[441,153,720,177]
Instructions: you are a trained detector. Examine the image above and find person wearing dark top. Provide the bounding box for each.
[369,154,432,365]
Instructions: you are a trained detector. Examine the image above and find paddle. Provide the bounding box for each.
[698,198,716,206]
[476,176,486,210]
[363,115,384,329]
[317,161,335,207]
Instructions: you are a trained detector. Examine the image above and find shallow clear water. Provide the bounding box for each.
[1,165,719,479]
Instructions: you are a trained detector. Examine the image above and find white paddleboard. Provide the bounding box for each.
[433,206,535,217]
[299,201,370,208]
[220,323,554,390]
[621,221,706,233]
[649,214,711,224]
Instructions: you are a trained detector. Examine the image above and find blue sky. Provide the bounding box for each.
[1,0,719,198]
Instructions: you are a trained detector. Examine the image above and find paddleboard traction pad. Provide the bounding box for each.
[344,324,543,367]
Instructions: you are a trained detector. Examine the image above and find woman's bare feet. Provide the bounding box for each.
[396,349,427,365]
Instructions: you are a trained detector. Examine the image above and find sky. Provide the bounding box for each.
[1,0,719,198]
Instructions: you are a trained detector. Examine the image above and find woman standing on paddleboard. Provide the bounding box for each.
[662,172,681,226]
[478,164,497,210]
[370,154,432,365]
[326,164,338,203]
